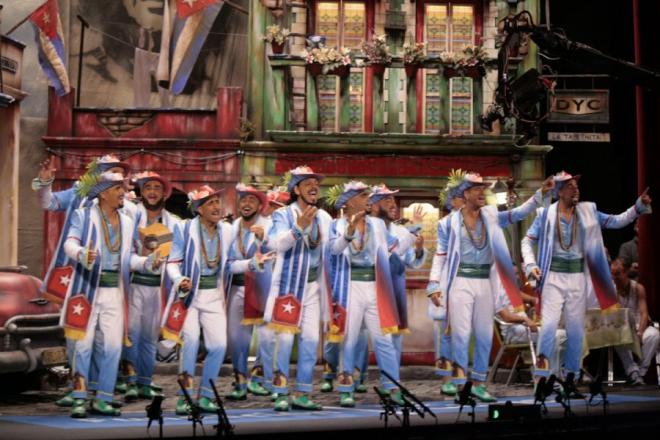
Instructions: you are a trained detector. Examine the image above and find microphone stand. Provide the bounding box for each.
[177,378,204,437]
[380,369,438,424]
[209,379,235,437]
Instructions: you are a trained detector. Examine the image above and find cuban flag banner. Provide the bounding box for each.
[29,0,70,96]
[169,0,223,94]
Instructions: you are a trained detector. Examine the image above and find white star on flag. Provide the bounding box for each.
[59,274,71,287]
[42,12,51,25]
[333,311,342,320]
[173,308,182,320]
[72,303,84,316]
[183,0,197,7]
[282,301,295,314]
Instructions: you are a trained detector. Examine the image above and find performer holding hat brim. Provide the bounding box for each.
[522,172,652,381]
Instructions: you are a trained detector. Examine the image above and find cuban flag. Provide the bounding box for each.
[168,0,224,94]
[29,0,70,96]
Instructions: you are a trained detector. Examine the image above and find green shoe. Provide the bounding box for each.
[339,392,355,408]
[139,385,161,399]
[55,391,75,407]
[70,399,87,418]
[247,381,270,396]
[175,398,191,416]
[226,387,247,401]
[198,396,218,413]
[270,392,279,402]
[320,379,333,393]
[110,399,124,408]
[441,382,458,396]
[355,383,368,393]
[150,382,163,392]
[376,387,390,397]
[471,384,497,403]
[291,394,322,410]
[274,395,289,412]
[390,390,405,406]
[124,383,138,402]
[115,379,127,394]
[91,399,121,416]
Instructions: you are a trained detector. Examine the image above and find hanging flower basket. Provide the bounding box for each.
[404,64,421,78]
[371,63,388,77]
[271,42,285,54]
[328,64,350,78]
[442,65,486,79]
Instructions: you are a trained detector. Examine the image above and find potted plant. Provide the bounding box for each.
[403,40,426,77]
[263,24,290,54]
[361,34,392,76]
[440,45,489,79]
[301,46,352,77]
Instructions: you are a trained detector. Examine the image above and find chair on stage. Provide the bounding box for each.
[487,316,535,386]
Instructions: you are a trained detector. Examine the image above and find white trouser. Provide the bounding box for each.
[179,288,227,399]
[448,276,493,383]
[537,271,587,376]
[124,283,161,386]
[339,281,399,392]
[615,326,660,377]
[72,287,124,402]
[273,281,320,394]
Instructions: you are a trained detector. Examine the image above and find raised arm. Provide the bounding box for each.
[598,190,652,229]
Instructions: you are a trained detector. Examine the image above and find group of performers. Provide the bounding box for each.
[33,155,652,418]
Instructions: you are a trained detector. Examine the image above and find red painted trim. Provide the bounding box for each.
[474,0,484,46]
[369,351,435,366]
[42,137,240,149]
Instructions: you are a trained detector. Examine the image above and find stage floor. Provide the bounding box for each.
[1,390,660,439]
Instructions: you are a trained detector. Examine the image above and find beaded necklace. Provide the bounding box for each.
[199,222,221,269]
[99,206,121,253]
[349,218,369,254]
[462,211,487,250]
[556,206,578,252]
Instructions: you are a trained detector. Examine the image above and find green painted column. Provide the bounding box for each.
[306,70,320,131]
[269,66,287,131]
[472,77,483,134]
[386,0,405,133]
[247,1,267,140]
[338,73,351,132]
[405,71,417,133]
[439,74,450,133]
[373,73,385,133]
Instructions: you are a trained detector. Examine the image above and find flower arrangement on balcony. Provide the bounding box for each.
[402,40,426,77]
[263,24,290,54]
[301,46,352,77]
[361,34,392,76]
[439,45,489,79]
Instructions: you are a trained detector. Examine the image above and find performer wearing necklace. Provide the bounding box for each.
[427,169,466,397]
[263,166,332,411]
[122,172,179,402]
[327,181,403,408]
[33,154,131,408]
[225,183,276,401]
[62,170,156,418]
[522,172,652,382]
[440,172,553,402]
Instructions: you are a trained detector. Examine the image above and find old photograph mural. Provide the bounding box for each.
[70,0,248,108]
